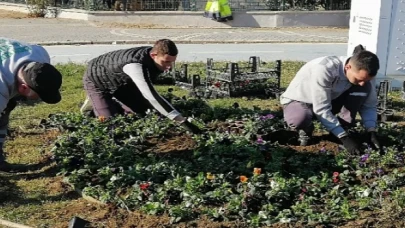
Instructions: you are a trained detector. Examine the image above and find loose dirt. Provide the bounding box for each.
[146,131,197,154]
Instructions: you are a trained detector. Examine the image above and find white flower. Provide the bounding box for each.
[110,175,119,181]
[357,188,371,197]
[280,218,291,223]
[270,180,279,189]
[360,188,371,197]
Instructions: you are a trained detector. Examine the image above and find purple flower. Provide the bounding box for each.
[319,147,326,153]
[359,154,370,167]
[257,137,264,144]
[360,154,369,163]
[265,114,274,119]
[376,168,384,175]
[259,114,275,120]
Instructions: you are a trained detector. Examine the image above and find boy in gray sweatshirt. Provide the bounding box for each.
[280,49,381,155]
[0,38,62,172]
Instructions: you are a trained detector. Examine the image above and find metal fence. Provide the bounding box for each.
[1,0,351,11]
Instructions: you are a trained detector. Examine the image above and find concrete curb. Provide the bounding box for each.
[35,40,348,46]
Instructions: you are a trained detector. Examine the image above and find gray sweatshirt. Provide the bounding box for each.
[280,56,377,138]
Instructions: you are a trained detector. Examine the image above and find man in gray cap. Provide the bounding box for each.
[0,37,62,172]
[280,48,381,155]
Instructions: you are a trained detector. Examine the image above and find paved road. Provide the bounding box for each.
[1,18,349,44]
[45,43,348,64]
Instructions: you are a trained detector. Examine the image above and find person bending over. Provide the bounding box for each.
[80,39,201,134]
[0,37,62,172]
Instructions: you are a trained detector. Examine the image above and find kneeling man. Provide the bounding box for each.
[280,49,381,154]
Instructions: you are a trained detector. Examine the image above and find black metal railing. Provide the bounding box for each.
[1,0,351,11]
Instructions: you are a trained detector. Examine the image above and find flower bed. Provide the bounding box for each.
[41,97,405,227]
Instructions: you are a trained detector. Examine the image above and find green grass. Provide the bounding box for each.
[0,60,304,227]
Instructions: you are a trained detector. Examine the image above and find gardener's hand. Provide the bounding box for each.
[340,136,361,155]
[180,119,203,134]
[368,131,384,154]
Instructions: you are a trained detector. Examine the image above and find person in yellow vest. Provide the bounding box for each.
[204,0,233,22]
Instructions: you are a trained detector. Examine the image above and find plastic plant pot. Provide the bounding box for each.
[377,108,394,122]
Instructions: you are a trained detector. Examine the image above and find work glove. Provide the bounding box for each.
[367,131,384,154]
[340,136,361,155]
[180,119,203,134]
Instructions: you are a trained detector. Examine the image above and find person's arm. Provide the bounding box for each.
[310,65,347,138]
[123,63,185,122]
[358,79,382,153]
[358,78,378,132]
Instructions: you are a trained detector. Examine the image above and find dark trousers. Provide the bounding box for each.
[83,76,150,118]
[283,83,372,136]
[0,96,20,161]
